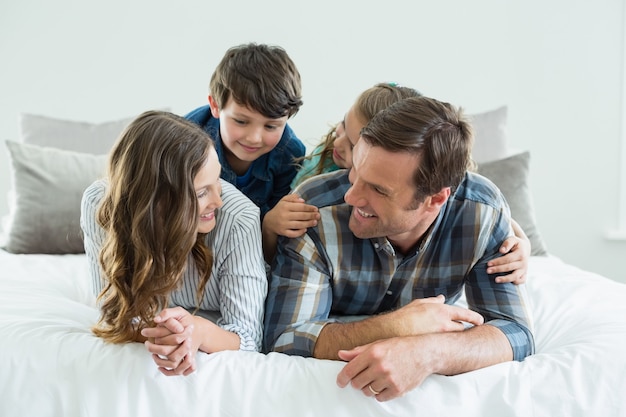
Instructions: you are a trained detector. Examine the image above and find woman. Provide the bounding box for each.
[80,110,267,376]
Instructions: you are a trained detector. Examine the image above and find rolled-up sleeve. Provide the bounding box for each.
[465,203,535,361]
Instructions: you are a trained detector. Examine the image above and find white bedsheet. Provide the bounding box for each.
[1,251,625,417]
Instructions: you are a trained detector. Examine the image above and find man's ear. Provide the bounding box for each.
[208,95,220,118]
[427,187,451,210]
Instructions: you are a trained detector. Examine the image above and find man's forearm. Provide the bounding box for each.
[313,319,513,375]
[313,315,404,359]
[312,299,490,360]
[423,324,513,376]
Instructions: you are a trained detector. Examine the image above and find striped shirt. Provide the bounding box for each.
[81,179,267,351]
[264,169,534,360]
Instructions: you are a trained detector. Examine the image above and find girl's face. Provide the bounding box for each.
[333,116,359,168]
[194,147,223,234]
[209,96,288,175]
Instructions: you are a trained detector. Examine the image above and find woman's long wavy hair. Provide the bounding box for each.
[93,110,214,343]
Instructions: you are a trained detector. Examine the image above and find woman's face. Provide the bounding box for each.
[194,147,223,234]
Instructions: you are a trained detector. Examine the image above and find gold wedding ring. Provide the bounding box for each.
[368,384,381,395]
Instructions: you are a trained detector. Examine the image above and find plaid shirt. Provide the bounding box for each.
[264,169,534,361]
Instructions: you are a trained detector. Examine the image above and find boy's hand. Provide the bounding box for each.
[264,194,320,238]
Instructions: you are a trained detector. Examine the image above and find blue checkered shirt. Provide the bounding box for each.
[264,169,534,361]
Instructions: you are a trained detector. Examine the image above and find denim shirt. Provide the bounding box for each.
[185,105,306,218]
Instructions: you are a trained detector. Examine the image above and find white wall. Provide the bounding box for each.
[1,0,625,283]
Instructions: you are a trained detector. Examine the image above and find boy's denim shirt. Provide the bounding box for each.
[185,105,306,219]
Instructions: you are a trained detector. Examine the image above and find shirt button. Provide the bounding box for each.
[374,243,380,249]
[386,290,393,295]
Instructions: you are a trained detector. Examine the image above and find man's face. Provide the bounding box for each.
[344,140,431,253]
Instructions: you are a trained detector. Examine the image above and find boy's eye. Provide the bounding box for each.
[234,119,246,125]
[265,124,278,130]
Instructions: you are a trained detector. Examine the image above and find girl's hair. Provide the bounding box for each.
[93,110,215,343]
[291,122,340,187]
[360,96,474,203]
[352,82,422,127]
[293,83,422,186]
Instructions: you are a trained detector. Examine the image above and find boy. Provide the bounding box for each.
[186,43,309,220]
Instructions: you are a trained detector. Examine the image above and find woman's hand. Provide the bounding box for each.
[141,307,198,376]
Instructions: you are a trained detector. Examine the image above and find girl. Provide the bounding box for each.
[291,83,421,188]
[81,110,267,376]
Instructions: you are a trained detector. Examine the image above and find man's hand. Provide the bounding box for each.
[336,324,512,402]
[336,337,429,402]
[385,295,484,335]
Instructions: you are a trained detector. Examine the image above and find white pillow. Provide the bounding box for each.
[2,141,107,254]
[19,113,133,155]
[469,106,509,164]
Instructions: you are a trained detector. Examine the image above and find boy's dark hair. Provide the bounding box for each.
[209,43,303,119]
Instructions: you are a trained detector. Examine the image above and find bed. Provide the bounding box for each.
[1,110,626,416]
[2,251,625,416]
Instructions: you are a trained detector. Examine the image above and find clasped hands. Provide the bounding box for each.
[140,306,199,376]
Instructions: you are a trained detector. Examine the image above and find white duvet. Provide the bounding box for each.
[1,251,625,417]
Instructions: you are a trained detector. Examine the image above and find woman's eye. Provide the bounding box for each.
[197,190,208,199]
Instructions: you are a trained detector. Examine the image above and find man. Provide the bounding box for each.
[264,96,534,402]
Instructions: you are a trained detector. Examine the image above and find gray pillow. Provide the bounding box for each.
[19,113,133,155]
[469,106,509,164]
[477,151,548,256]
[1,141,107,254]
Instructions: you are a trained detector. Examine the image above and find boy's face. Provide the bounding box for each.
[209,96,288,170]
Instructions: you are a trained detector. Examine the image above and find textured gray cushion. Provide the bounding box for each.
[1,141,107,254]
[470,106,509,164]
[478,151,548,256]
[20,113,132,155]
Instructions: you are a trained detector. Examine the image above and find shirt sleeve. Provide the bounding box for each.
[80,180,107,298]
[465,205,535,361]
[264,232,334,356]
[212,190,268,352]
